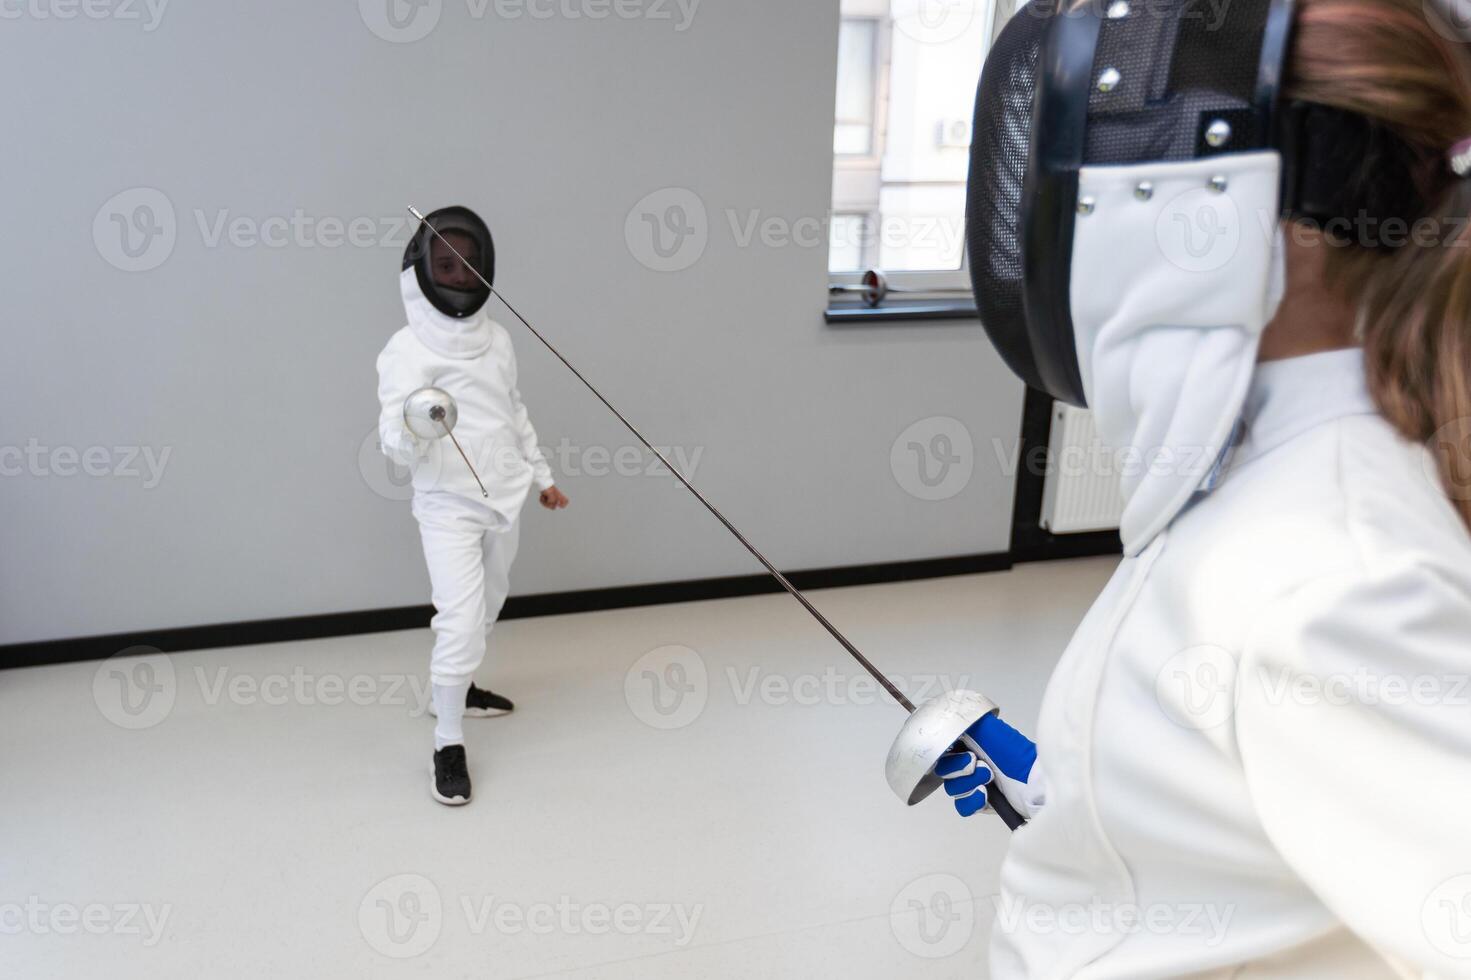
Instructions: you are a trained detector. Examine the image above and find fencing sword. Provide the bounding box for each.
[406,206,1026,831]
[828,269,974,308]
[402,387,490,499]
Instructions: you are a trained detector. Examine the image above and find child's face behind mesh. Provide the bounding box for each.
[430,232,482,295]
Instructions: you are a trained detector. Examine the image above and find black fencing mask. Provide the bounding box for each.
[964,0,1425,407]
[403,205,495,319]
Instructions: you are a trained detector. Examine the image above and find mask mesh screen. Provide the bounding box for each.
[966,8,1046,376]
[1083,0,1269,163]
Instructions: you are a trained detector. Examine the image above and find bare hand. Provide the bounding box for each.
[539,486,569,510]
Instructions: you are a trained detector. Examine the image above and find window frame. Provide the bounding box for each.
[826,0,1021,310]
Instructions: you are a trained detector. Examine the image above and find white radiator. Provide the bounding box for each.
[1039,404,1125,534]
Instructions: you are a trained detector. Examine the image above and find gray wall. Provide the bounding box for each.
[1,0,1024,646]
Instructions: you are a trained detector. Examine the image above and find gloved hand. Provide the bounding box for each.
[934,712,1041,819]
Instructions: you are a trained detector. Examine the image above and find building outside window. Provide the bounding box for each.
[829,0,1007,296]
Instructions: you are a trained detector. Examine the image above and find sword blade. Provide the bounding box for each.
[443,427,489,499]
[408,206,914,711]
[408,205,1030,831]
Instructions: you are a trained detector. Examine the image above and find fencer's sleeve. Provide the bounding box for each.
[375,340,428,469]
[1015,758,1048,819]
[506,345,554,491]
[1234,557,1471,975]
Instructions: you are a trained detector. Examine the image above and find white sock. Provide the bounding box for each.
[433,681,471,750]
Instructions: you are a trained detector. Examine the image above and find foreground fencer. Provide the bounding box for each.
[914,0,1471,973]
[376,206,569,806]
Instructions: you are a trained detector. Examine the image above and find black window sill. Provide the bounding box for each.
[825,298,979,324]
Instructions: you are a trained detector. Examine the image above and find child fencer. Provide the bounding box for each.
[376,205,569,806]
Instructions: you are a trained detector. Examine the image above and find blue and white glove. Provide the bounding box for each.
[933,713,1043,819]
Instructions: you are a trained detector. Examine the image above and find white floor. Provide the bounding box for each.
[1,557,1115,979]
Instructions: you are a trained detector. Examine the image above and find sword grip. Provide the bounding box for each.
[957,731,1027,831]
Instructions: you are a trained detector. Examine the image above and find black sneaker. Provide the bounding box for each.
[465,685,514,717]
[431,744,471,806]
[427,685,515,719]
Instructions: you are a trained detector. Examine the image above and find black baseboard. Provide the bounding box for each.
[0,551,1014,671]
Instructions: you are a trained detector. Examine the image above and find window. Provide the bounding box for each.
[829,0,1006,297]
[834,19,880,156]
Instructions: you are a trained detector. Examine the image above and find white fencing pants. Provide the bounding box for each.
[412,490,521,690]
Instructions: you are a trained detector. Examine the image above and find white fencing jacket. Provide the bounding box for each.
[376,268,553,522]
[994,349,1471,978]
